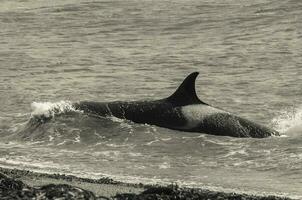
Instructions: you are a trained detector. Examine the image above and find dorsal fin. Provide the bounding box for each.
[166,72,207,106]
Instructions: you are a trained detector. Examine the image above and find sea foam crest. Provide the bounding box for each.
[30,101,77,120]
[272,106,302,134]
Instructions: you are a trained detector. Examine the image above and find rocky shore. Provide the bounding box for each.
[0,167,294,200]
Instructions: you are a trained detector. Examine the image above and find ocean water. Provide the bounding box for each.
[0,0,302,198]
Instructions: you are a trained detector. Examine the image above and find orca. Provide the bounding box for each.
[74,72,279,138]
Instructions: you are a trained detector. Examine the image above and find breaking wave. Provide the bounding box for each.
[272,106,302,136]
[30,101,78,122]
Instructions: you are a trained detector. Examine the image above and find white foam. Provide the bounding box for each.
[145,139,160,145]
[108,116,125,123]
[158,162,171,169]
[271,106,302,135]
[222,149,249,158]
[30,101,76,119]
[74,135,81,143]
[0,157,67,170]
[48,135,54,142]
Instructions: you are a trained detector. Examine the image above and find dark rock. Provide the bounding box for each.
[0,173,97,200]
[114,184,293,200]
[0,173,25,191]
[0,169,295,200]
[37,184,96,200]
[0,173,35,200]
[142,184,177,195]
[114,193,138,200]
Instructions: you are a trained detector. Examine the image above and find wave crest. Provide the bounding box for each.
[30,101,77,122]
[272,106,302,135]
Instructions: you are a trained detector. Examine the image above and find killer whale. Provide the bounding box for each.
[74,72,279,138]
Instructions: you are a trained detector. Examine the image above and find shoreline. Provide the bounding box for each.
[0,167,295,200]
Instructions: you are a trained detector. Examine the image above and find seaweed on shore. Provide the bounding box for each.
[1,167,120,185]
[0,171,294,200]
[0,173,97,199]
[115,184,292,200]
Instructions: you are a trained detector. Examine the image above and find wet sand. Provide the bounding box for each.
[0,167,294,200]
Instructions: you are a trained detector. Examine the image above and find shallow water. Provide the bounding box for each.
[0,0,302,198]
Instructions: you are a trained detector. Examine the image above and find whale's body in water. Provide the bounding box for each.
[74,72,279,138]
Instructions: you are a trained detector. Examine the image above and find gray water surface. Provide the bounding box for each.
[0,0,302,198]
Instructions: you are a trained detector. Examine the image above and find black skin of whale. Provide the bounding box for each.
[74,72,279,138]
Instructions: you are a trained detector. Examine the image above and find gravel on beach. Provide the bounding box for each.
[0,168,294,200]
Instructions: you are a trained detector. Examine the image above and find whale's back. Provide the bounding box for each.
[196,112,278,138]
